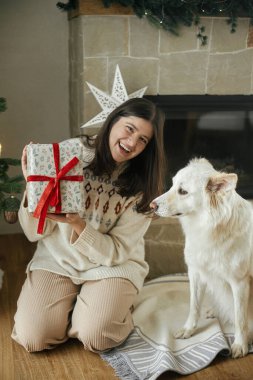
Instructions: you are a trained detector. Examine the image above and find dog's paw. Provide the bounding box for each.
[231,342,248,358]
[174,327,195,339]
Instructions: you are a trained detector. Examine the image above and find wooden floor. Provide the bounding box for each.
[1,233,253,380]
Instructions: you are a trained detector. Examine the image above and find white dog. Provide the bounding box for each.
[151,158,253,358]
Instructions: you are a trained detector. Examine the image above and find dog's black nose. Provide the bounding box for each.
[150,201,158,211]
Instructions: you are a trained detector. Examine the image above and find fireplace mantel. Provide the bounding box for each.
[69,0,249,18]
[69,0,133,18]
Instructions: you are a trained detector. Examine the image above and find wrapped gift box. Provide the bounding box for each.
[27,138,85,232]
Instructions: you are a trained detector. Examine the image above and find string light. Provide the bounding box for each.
[110,0,253,45]
[200,0,232,15]
[159,0,165,25]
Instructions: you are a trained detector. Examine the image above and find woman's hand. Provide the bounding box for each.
[46,213,86,236]
[21,145,28,181]
[21,141,33,181]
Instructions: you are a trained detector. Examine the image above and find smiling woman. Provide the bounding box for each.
[85,97,166,212]
[109,116,153,163]
[12,97,167,355]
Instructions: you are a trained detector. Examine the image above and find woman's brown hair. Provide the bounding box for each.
[82,98,166,214]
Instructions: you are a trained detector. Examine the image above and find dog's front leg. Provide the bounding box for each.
[175,269,205,339]
[230,278,249,358]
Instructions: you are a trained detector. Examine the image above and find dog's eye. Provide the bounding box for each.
[178,187,188,195]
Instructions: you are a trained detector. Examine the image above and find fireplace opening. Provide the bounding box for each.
[145,95,253,198]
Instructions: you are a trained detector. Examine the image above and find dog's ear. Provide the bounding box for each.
[207,173,238,193]
[189,157,213,169]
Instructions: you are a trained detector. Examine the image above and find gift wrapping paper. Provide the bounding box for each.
[27,138,85,214]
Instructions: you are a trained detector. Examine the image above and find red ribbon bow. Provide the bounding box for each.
[27,143,83,234]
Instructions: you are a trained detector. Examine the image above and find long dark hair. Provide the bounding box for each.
[82,98,166,214]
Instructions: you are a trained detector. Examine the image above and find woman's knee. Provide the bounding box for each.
[12,321,52,352]
[75,324,114,351]
[69,278,137,351]
[12,312,68,352]
[71,313,133,352]
[12,270,78,351]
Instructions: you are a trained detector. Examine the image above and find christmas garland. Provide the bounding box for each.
[102,0,253,45]
[57,1,253,45]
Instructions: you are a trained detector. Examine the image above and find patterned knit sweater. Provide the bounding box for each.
[18,145,151,291]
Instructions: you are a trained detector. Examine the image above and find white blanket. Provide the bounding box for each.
[101,274,253,379]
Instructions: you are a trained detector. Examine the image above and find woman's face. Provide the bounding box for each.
[109,116,153,164]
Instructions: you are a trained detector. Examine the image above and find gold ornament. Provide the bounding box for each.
[2,195,20,224]
[4,210,18,224]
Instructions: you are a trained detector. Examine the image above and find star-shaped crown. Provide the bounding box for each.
[81,65,147,128]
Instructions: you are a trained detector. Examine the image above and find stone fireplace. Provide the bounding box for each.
[145,94,253,197]
[68,1,253,195]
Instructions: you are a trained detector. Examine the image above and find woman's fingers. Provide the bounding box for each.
[21,145,28,181]
[22,141,34,181]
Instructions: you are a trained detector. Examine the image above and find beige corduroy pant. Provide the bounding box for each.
[11,269,137,352]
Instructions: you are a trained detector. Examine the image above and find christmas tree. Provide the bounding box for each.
[0,98,24,223]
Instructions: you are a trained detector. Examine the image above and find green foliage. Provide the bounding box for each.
[0,98,7,113]
[56,0,77,11]
[0,95,23,214]
[2,195,21,212]
[102,0,253,45]
[0,158,24,214]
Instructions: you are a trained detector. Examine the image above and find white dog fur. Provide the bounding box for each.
[151,158,253,358]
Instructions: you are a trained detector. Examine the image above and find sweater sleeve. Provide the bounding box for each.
[70,203,152,267]
[18,192,57,242]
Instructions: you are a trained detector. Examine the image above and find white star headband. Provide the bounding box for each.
[81,65,148,129]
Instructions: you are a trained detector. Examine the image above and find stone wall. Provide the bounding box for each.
[69,14,253,136]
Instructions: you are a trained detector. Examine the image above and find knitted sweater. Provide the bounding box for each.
[18,145,151,291]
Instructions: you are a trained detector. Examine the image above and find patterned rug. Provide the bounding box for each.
[101,274,253,379]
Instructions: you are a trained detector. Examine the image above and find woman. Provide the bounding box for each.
[12,97,166,352]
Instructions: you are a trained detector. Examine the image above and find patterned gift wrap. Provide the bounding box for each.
[27,138,85,224]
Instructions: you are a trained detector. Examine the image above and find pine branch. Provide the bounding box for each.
[0,97,7,113]
[56,0,77,11]
[8,175,24,183]
[0,182,23,194]
[0,158,21,166]
[100,0,253,45]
